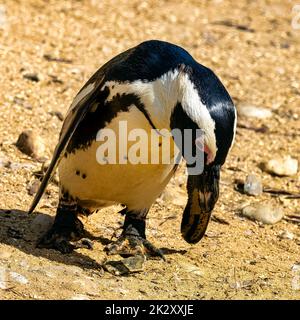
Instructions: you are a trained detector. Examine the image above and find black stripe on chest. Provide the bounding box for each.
[66,90,157,154]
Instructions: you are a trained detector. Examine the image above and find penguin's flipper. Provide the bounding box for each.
[28,75,106,214]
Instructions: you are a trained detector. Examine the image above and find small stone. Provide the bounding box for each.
[244,174,263,196]
[264,156,298,176]
[9,272,28,285]
[238,103,272,119]
[49,110,64,121]
[241,202,284,224]
[30,214,54,235]
[121,255,145,272]
[13,97,32,109]
[16,130,46,159]
[278,230,294,240]
[103,255,145,275]
[23,73,40,82]
[103,261,130,276]
[27,179,40,196]
[7,162,35,170]
[178,261,203,276]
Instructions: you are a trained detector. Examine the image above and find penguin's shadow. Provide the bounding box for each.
[0,208,110,270]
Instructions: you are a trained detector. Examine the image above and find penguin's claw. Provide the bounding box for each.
[104,235,165,261]
[37,234,93,253]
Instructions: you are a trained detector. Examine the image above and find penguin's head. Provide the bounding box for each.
[171,64,237,244]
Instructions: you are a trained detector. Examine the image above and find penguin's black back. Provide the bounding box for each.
[100,40,195,82]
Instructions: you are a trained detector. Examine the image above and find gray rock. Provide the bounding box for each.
[30,214,53,235]
[238,103,272,119]
[264,156,298,176]
[16,130,46,159]
[244,174,263,196]
[241,202,284,224]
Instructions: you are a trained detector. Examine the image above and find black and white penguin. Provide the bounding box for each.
[29,40,236,258]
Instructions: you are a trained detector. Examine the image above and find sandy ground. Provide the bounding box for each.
[0,0,300,300]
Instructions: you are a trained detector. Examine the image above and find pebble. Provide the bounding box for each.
[244,174,263,196]
[9,272,29,285]
[6,162,35,170]
[241,202,284,224]
[30,214,54,235]
[264,156,298,176]
[49,110,64,121]
[278,230,294,240]
[23,73,40,82]
[16,130,46,159]
[13,96,33,109]
[237,103,272,119]
[0,269,29,289]
[27,179,40,196]
[178,261,203,276]
[104,255,145,275]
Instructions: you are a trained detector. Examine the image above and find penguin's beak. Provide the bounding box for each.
[181,165,220,244]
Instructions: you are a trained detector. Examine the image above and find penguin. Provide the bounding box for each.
[28,40,237,259]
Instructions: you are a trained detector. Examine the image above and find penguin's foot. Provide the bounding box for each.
[104,235,165,260]
[37,209,93,254]
[104,214,165,260]
[37,234,93,253]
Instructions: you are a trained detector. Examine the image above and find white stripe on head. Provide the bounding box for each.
[178,72,217,162]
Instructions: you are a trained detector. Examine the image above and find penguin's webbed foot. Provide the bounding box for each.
[37,211,93,253]
[105,235,165,260]
[104,214,165,260]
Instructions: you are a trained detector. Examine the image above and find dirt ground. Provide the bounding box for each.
[0,0,300,300]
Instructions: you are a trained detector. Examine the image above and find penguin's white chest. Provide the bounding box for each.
[58,106,180,211]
